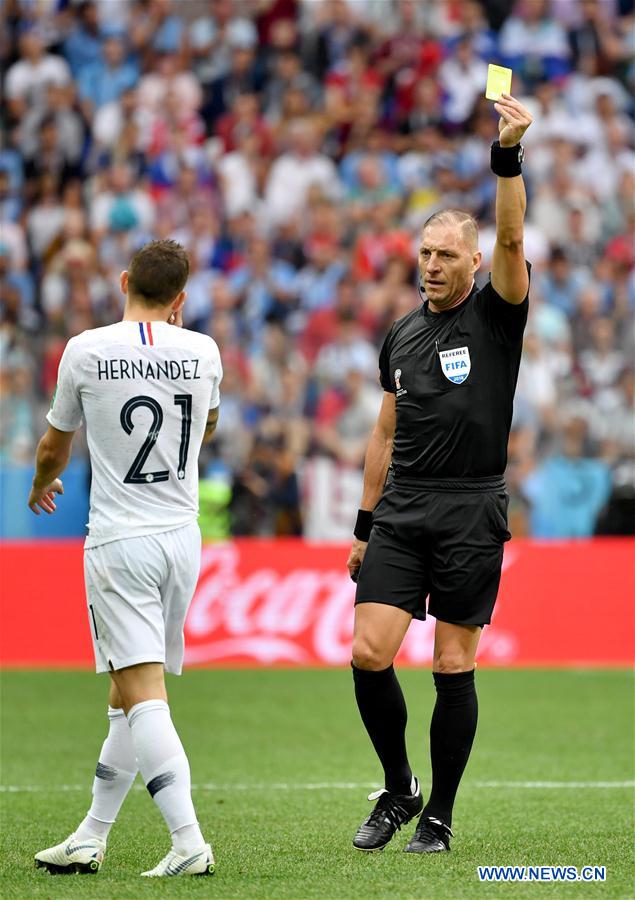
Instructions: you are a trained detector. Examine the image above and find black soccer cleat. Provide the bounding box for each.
[404,815,453,853]
[353,778,423,852]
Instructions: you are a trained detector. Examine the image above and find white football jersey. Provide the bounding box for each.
[47,321,223,548]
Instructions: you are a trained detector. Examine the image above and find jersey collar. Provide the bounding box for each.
[421,281,477,318]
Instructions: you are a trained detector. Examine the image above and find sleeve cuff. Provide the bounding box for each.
[46,410,82,432]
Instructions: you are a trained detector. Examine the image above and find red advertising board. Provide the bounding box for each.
[1,539,633,668]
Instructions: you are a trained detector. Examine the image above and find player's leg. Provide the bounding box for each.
[34,561,140,875]
[405,621,481,853]
[74,678,139,842]
[116,524,212,877]
[34,681,138,874]
[110,665,212,877]
[109,661,167,712]
[110,661,198,843]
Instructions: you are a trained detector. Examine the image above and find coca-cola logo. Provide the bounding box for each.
[185,544,356,664]
[184,544,520,667]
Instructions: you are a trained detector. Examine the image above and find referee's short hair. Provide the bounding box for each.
[422,209,479,251]
[127,239,190,306]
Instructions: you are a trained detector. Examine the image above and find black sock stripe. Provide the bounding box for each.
[95,762,117,781]
[146,771,176,797]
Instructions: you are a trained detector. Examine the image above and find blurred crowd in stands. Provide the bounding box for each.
[1,0,634,538]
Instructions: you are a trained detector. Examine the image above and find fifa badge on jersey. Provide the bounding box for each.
[439,346,471,385]
[394,368,408,397]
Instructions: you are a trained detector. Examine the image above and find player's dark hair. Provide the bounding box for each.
[127,239,190,306]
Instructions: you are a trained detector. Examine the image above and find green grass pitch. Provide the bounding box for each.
[1,669,633,899]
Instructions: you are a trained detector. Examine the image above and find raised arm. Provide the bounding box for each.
[491,94,533,305]
[347,392,396,580]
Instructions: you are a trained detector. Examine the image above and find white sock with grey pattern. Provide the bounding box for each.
[75,706,138,843]
[127,699,204,854]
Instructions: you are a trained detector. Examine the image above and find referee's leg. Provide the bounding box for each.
[422,620,481,828]
[351,603,424,851]
[351,603,414,794]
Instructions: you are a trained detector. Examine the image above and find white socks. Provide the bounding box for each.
[127,699,204,853]
[75,700,204,853]
[76,706,138,843]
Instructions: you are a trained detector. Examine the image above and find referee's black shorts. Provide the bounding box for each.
[355,476,511,627]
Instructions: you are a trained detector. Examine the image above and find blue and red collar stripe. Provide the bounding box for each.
[139,322,154,346]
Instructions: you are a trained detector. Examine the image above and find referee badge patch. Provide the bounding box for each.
[439,346,471,385]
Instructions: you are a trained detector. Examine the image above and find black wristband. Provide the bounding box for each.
[491,140,524,177]
[354,509,373,542]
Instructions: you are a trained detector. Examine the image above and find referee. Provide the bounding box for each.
[347,94,533,854]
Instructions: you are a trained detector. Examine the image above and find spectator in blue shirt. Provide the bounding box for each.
[522,416,611,538]
[294,237,348,314]
[0,149,23,198]
[0,169,22,223]
[229,237,297,348]
[151,3,184,55]
[538,246,588,318]
[78,34,139,111]
[445,0,498,62]
[63,1,103,78]
[340,143,402,196]
[498,0,571,85]
[0,245,36,329]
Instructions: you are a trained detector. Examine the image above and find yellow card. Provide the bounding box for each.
[485,64,512,101]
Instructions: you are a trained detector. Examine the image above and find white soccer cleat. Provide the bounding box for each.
[34,832,105,874]
[141,843,215,877]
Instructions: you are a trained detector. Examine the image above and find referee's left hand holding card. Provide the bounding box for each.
[493,93,533,147]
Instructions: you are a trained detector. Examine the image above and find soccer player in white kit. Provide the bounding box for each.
[28,240,222,877]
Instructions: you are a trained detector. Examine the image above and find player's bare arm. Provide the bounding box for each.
[491,94,533,304]
[346,392,396,579]
[203,406,220,444]
[28,425,75,515]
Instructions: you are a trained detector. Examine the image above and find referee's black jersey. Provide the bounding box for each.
[379,268,530,479]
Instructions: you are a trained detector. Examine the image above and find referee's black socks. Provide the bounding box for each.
[422,669,478,827]
[352,663,414,795]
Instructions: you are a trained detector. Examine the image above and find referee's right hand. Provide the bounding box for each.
[347,539,368,583]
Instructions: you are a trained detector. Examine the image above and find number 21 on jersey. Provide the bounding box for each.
[120,394,192,484]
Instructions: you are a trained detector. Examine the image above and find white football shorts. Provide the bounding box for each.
[83,522,202,675]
